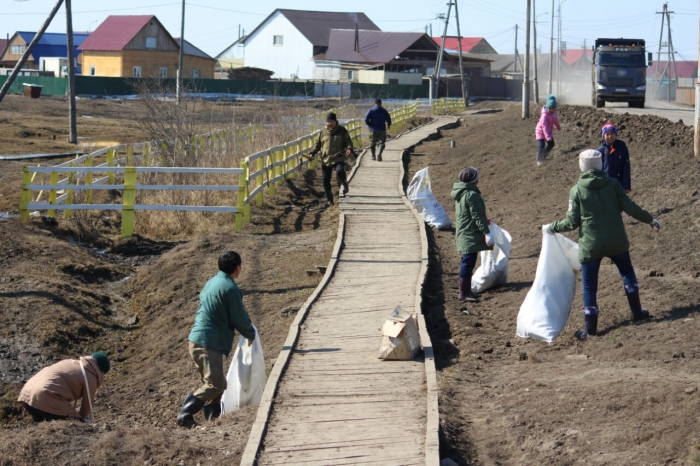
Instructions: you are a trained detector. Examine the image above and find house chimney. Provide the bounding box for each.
[354,23,359,52]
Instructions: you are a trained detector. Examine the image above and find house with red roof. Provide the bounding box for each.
[78,15,215,79]
[433,36,497,55]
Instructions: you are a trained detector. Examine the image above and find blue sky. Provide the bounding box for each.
[2,0,698,61]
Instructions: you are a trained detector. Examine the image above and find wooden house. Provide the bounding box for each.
[78,15,215,79]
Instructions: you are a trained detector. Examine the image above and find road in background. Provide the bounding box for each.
[603,100,694,126]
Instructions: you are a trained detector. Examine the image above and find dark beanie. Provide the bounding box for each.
[326,112,338,121]
[459,167,479,184]
[91,352,110,374]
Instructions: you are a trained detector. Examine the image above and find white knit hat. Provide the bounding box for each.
[579,149,603,172]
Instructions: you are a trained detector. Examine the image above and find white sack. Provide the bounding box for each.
[516,233,581,343]
[220,325,266,414]
[407,167,452,230]
[471,222,512,293]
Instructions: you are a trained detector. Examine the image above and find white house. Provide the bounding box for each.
[243,9,379,80]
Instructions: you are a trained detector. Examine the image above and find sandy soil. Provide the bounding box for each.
[409,102,700,465]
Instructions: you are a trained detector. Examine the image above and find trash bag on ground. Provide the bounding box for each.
[516,232,580,343]
[220,325,266,414]
[471,222,512,293]
[407,167,452,230]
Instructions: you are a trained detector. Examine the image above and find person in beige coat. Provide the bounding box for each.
[18,353,109,422]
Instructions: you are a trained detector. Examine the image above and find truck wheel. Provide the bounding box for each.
[595,98,604,108]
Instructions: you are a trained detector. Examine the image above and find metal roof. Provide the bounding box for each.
[317,30,431,64]
[247,9,380,48]
[174,38,214,60]
[12,32,89,64]
[78,15,160,51]
[434,37,486,53]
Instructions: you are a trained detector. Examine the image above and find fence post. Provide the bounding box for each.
[107,149,115,184]
[47,171,59,218]
[143,143,151,166]
[20,167,31,221]
[121,167,136,237]
[64,161,75,219]
[255,156,264,207]
[126,145,134,166]
[85,155,93,204]
[268,151,276,196]
[235,160,246,232]
[243,160,251,224]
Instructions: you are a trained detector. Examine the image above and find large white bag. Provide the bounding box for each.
[516,232,581,343]
[471,222,512,293]
[407,167,452,230]
[220,325,266,414]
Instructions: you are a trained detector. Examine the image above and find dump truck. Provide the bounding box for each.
[592,38,652,108]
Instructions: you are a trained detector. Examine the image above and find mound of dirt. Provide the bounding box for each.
[409,103,700,465]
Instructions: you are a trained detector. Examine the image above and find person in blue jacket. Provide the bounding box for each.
[364,98,392,161]
[597,122,631,193]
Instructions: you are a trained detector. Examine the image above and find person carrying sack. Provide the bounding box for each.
[542,150,661,339]
[18,353,109,422]
[364,98,392,161]
[307,112,355,206]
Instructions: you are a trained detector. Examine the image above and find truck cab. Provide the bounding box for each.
[592,38,652,108]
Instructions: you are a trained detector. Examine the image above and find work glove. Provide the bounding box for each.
[484,234,494,247]
[542,224,554,235]
[650,219,661,232]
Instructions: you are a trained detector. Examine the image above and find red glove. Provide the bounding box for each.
[487,218,492,226]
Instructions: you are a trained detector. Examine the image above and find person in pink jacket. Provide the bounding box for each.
[535,94,562,166]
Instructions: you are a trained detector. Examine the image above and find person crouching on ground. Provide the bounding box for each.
[542,150,661,339]
[452,167,494,303]
[307,112,355,206]
[535,94,561,166]
[364,98,392,161]
[18,353,110,422]
[177,251,256,428]
[598,122,632,193]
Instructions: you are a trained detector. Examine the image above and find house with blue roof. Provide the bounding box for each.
[0,31,90,74]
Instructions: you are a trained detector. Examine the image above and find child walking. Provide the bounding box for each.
[451,167,493,303]
[597,122,632,193]
[535,94,561,166]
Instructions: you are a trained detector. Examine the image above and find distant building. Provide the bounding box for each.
[78,15,215,79]
[0,39,8,58]
[243,9,380,80]
[0,31,89,72]
[433,37,497,55]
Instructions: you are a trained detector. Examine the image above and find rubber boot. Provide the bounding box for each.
[575,308,598,340]
[377,145,383,162]
[371,147,376,160]
[325,191,334,207]
[177,393,204,429]
[202,401,222,421]
[342,182,349,196]
[626,291,650,321]
[536,148,545,166]
[458,278,479,303]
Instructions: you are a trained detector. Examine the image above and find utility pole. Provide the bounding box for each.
[523,0,532,118]
[557,0,561,95]
[548,0,555,93]
[0,0,65,103]
[655,3,678,102]
[453,0,468,107]
[65,0,77,144]
[533,0,540,104]
[695,0,700,156]
[514,24,519,72]
[176,0,186,102]
[432,5,452,99]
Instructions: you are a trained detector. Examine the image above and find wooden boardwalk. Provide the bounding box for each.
[241,117,458,466]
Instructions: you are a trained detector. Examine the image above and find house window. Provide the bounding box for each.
[146,37,157,49]
[273,35,283,46]
[346,70,353,80]
[11,45,25,55]
[160,67,168,79]
[133,66,142,78]
[191,69,199,79]
[89,66,96,76]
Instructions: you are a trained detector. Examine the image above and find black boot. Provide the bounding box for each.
[177,393,204,429]
[575,309,598,340]
[626,291,650,321]
[342,182,349,196]
[458,278,479,303]
[371,147,376,160]
[202,402,222,421]
[325,191,334,207]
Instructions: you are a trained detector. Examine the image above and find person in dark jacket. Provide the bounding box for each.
[597,122,631,192]
[307,112,355,206]
[177,251,256,428]
[364,98,392,161]
[451,167,493,303]
[543,150,661,339]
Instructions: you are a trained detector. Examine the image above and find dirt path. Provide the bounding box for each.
[409,103,700,465]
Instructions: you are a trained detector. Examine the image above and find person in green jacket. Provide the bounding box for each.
[177,251,256,428]
[543,150,661,339]
[307,112,355,206]
[451,167,494,303]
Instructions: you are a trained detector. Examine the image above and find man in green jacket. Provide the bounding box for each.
[544,150,661,339]
[451,167,494,303]
[177,251,256,428]
[307,112,355,206]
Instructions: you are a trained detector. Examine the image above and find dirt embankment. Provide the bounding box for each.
[409,103,700,465]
